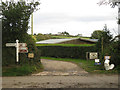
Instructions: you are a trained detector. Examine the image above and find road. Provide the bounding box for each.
[2,59,119,88]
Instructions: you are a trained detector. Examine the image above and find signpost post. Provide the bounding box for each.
[6,40,28,64]
[16,40,19,63]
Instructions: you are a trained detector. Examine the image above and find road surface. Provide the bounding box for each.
[2,59,119,88]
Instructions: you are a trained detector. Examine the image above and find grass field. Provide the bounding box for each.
[41,57,119,74]
[36,44,95,47]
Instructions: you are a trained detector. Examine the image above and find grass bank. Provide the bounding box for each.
[41,57,119,74]
[2,63,44,76]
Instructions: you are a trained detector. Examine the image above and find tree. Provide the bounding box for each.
[2,0,40,45]
[95,25,113,60]
[76,34,82,37]
[2,0,40,65]
[61,31,69,36]
[98,0,120,29]
[91,30,103,39]
[98,1,120,68]
[98,0,119,8]
[36,33,51,41]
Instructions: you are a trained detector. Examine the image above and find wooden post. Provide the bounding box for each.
[31,13,33,35]
[101,37,103,54]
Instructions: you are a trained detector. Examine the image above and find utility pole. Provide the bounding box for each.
[118,2,120,35]
[31,0,34,36]
[101,37,104,54]
[31,13,33,35]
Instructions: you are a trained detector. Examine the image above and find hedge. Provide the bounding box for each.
[37,46,97,59]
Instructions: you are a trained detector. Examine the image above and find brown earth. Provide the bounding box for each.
[2,59,119,88]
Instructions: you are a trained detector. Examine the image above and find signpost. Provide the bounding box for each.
[28,53,34,58]
[89,52,98,60]
[104,56,111,59]
[86,52,98,60]
[16,40,19,63]
[6,40,28,63]
[19,44,28,53]
[6,43,16,47]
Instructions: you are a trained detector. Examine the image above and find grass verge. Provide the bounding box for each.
[41,57,119,74]
[2,63,44,76]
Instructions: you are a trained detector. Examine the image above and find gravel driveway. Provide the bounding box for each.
[2,59,119,88]
[32,59,88,76]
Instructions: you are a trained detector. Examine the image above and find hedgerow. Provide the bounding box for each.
[37,46,96,59]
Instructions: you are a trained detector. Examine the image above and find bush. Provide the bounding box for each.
[37,46,96,59]
[105,40,120,66]
[36,33,51,41]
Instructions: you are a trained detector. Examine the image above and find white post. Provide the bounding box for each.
[16,40,19,63]
[118,2,120,35]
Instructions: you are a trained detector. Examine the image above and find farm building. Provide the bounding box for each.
[36,38,98,44]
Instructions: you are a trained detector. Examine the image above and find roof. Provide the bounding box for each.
[36,38,78,44]
[80,38,98,43]
[36,38,98,44]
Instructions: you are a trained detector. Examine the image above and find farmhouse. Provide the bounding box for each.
[36,38,98,44]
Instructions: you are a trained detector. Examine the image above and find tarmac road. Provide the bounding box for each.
[2,59,119,88]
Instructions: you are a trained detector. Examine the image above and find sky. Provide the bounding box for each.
[28,0,118,37]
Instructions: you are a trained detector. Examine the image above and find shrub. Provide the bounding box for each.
[36,33,51,41]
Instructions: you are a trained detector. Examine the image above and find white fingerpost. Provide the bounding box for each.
[16,39,19,63]
[6,40,28,64]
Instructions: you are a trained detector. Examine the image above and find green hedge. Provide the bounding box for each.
[37,46,96,59]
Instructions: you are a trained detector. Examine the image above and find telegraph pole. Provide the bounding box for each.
[118,2,120,35]
[31,0,34,36]
[31,13,33,35]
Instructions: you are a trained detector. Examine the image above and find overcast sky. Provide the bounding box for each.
[28,0,118,37]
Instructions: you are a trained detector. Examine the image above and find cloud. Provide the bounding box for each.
[33,12,116,25]
[28,0,118,36]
